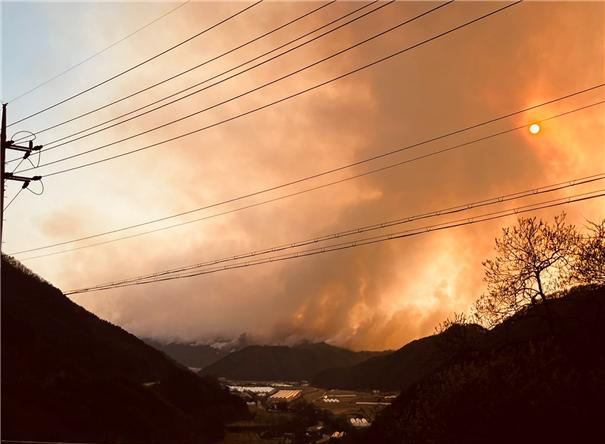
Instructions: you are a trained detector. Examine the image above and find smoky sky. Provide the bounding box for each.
[3,1,604,350]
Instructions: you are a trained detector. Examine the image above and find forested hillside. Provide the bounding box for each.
[1,255,248,443]
[201,341,389,381]
[361,285,605,444]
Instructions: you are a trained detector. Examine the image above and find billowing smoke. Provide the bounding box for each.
[6,1,603,350]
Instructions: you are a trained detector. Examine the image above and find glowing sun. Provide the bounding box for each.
[529,123,541,135]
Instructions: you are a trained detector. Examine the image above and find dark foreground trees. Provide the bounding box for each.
[362,286,605,444]
[474,213,603,327]
[359,213,605,444]
[571,219,605,285]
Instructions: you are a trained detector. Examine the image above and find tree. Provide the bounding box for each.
[570,219,605,285]
[474,213,579,327]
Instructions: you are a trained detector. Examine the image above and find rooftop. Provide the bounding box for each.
[269,389,302,401]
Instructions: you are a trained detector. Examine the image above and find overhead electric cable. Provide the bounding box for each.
[18,0,447,168]
[6,0,192,104]
[64,190,605,294]
[10,92,604,257]
[3,188,24,211]
[11,0,356,145]
[17,0,522,176]
[20,173,603,261]
[30,0,389,150]
[7,0,263,127]
[34,174,603,284]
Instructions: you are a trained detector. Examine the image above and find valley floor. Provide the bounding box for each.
[215,381,398,443]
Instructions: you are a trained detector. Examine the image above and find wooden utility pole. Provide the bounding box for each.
[1,103,6,253]
[0,104,43,253]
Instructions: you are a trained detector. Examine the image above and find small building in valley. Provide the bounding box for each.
[266,389,302,409]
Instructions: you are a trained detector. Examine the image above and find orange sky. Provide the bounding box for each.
[2,1,604,350]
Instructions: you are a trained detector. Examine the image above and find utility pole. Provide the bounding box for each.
[1,104,43,254]
[1,103,6,254]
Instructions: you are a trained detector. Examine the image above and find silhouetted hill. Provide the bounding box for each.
[142,338,236,369]
[360,285,605,444]
[1,255,248,443]
[313,323,487,390]
[200,341,389,381]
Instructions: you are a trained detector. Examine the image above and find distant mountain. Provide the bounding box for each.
[142,338,237,369]
[361,285,605,444]
[1,255,248,443]
[200,341,389,381]
[313,323,487,391]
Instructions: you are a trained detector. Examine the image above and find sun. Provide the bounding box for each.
[529,123,541,135]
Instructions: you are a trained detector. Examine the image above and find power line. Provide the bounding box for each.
[6,0,192,104]
[18,1,522,177]
[45,174,604,285]
[6,0,263,127]
[10,0,351,146]
[30,0,401,151]
[18,0,450,172]
[9,130,36,144]
[1,104,44,250]
[11,94,604,257]
[30,0,389,151]
[3,188,24,211]
[64,190,605,295]
[20,172,603,261]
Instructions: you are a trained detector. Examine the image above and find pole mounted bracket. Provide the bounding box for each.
[3,172,42,182]
[3,140,43,153]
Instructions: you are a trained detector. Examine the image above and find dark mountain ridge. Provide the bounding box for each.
[142,337,238,369]
[314,284,605,392]
[200,341,390,381]
[313,323,487,390]
[1,255,248,443]
[361,285,605,444]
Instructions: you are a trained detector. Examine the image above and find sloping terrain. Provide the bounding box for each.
[312,324,486,391]
[201,341,389,381]
[1,255,248,443]
[143,338,232,369]
[361,285,605,444]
